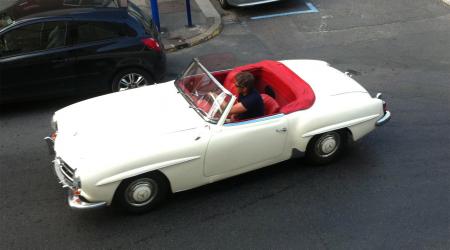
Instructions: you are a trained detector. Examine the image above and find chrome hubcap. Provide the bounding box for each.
[118,73,147,91]
[125,178,158,207]
[315,132,340,158]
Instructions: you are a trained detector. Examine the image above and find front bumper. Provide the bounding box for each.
[68,189,107,210]
[45,136,107,210]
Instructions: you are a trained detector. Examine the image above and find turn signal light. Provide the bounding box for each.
[73,189,81,196]
[141,38,161,52]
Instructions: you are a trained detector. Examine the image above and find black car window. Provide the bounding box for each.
[42,22,67,49]
[127,1,155,36]
[70,21,122,44]
[0,21,67,57]
[1,23,43,56]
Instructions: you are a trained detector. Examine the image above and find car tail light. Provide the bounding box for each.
[141,38,161,52]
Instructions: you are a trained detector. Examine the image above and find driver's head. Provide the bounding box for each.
[234,71,255,94]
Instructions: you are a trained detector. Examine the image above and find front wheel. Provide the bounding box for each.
[112,68,154,92]
[113,172,169,213]
[306,130,347,165]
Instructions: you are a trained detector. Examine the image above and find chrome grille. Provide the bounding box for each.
[59,159,75,183]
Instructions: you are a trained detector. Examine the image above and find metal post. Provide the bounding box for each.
[185,0,193,27]
[150,0,161,31]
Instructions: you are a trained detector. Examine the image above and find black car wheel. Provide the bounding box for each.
[219,0,231,9]
[114,172,169,213]
[112,68,154,92]
[306,130,347,165]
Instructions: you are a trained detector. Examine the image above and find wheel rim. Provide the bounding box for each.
[315,132,340,158]
[118,73,147,91]
[125,178,158,207]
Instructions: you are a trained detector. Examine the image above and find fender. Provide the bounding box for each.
[95,156,201,186]
[301,114,380,138]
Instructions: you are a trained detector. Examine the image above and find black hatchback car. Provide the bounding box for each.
[0,0,166,103]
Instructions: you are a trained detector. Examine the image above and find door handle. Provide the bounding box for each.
[276,128,287,133]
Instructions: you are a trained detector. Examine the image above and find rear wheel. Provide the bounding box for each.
[306,130,347,165]
[113,172,169,213]
[219,0,231,9]
[112,68,154,92]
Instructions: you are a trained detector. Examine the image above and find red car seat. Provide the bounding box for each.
[223,60,315,114]
[261,94,280,116]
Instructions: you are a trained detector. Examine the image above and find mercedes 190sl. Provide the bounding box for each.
[45,59,391,213]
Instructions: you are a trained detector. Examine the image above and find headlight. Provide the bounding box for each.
[73,174,82,189]
[51,116,58,132]
[50,117,58,141]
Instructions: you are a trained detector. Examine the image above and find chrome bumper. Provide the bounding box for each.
[68,189,107,210]
[376,111,391,126]
[44,136,55,155]
[45,138,107,210]
[375,93,391,127]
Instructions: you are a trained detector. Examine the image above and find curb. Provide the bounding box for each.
[164,0,222,52]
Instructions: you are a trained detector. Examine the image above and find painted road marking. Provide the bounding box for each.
[250,1,319,20]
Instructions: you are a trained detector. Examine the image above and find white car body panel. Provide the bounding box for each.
[48,59,389,207]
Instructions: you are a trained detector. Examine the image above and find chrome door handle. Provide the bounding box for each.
[276,128,287,133]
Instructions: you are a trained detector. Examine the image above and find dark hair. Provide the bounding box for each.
[235,71,255,90]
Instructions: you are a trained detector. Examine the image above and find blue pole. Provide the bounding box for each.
[150,0,160,31]
[185,0,193,27]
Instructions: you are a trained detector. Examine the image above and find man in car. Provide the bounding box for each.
[228,71,264,121]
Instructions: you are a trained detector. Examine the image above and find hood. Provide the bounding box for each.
[281,60,369,98]
[54,82,206,167]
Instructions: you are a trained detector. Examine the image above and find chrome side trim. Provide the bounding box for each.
[376,111,391,126]
[224,113,285,127]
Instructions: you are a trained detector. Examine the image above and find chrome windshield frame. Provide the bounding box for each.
[175,58,236,124]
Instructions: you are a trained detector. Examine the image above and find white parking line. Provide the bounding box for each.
[250,1,319,20]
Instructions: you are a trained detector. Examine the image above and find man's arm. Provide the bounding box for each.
[229,102,247,115]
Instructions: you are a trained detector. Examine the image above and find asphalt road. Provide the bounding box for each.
[1,0,449,249]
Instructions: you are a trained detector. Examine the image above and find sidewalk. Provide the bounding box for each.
[134,0,222,52]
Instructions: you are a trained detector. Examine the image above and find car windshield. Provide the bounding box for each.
[175,60,233,123]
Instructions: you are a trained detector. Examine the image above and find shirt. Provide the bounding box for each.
[238,89,264,120]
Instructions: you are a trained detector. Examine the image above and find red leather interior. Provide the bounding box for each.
[211,70,230,85]
[223,60,315,114]
[261,93,280,116]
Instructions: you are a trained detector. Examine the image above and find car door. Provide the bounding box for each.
[204,114,288,177]
[66,20,125,93]
[0,20,76,102]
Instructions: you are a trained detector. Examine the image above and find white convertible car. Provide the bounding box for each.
[45,59,390,213]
